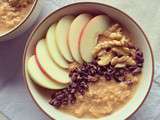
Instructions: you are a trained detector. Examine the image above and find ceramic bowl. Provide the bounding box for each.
[23,2,154,120]
[0,0,41,41]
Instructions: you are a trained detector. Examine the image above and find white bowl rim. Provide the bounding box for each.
[0,0,38,38]
[23,2,155,120]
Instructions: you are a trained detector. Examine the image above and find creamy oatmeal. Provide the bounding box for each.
[61,77,137,118]
[0,0,33,35]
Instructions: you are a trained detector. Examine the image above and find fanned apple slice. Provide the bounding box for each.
[27,56,66,89]
[35,40,70,84]
[80,15,111,62]
[68,13,92,63]
[56,15,75,62]
[46,24,68,69]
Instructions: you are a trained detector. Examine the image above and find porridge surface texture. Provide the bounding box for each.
[0,0,33,35]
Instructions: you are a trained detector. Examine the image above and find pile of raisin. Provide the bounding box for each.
[49,49,144,108]
[49,63,98,108]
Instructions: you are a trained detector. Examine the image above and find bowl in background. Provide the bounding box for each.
[0,0,42,41]
[23,2,154,120]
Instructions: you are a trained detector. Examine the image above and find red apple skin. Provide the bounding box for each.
[68,14,92,63]
[34,47,66,84]
[34,47,53,81]
[79,15,111,62]
[27,56,66,89]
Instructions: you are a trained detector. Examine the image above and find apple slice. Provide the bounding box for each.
[27,56,66,89]
[35,40,70,84]
[80,15,111,62]
[46,24,69,69]
[55,15,75,62]
[68,13,92,63]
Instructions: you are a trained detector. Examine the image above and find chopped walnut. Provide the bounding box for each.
[93,39,129,56]
[92,23,138,70]
[93,32,131,56]
[97,52,113,66]
[98,34,110,43]
[92,41,112,56]
[102,24,120,37]
[111,56,136,66]
[120,36,130,45]
[112,47,136,59]
[98,24,124,43]
[111,47,129,56]
[122,47,130,53]
[109,32,122,40]
[115,63,126,68]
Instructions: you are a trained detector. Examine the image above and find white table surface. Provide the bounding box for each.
[0,0,160,120]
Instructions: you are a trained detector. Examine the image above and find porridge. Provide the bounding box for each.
[60,78,136,118]
[27,14,144,118]
[0,0,34,35]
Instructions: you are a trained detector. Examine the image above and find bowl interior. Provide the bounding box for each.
[24,3,153,120]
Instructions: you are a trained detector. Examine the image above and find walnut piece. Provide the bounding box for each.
[92,37,129,56]
[109,32,122,40]
[98,34,110,43]
[102,24,120,38]
[111,47,129,56]
[93,28,131,56]
[93,23,137,69]
[97,53,113,66]
[111,56,136,66]
[114,63,126,68]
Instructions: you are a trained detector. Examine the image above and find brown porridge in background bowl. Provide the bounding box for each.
[0,0,34,35]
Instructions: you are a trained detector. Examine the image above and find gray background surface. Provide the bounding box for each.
[0,0,160,120]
